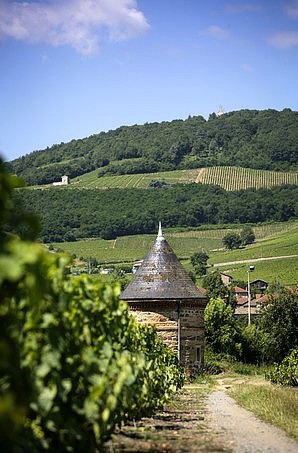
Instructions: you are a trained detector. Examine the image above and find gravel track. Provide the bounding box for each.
[207,390,298,453]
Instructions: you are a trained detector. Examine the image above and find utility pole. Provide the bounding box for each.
[247,265,254,324]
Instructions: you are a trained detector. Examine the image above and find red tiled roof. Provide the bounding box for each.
[236,297,248,306]
[234,286,247,293]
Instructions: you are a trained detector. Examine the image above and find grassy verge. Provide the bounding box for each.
[227,379,298,440]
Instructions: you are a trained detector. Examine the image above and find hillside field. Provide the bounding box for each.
[52,220,298,286]
[69,166,298,191]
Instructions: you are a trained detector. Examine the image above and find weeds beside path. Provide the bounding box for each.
[105,377,298,452]
[207,377,298,453]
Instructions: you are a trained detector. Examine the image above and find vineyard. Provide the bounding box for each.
[68,166,298,191]
[0,163,184,451]
[51,221,298,286]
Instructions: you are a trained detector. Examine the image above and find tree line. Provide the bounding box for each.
[8,108,298,185]
[14,183,298,242]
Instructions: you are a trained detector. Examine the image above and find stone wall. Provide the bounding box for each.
[180,303,205,370]
[128,299,206,370]
[130,307,179,353]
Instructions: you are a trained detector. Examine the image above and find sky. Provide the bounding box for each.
[1,0,298,162]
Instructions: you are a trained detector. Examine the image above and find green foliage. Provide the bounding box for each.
[222,232,242,250]
[240,226,255,245]
[203,347,239,374]
[266,348,298,386]
[9,109,298,185]
[16,184,298,242]
[190,251,209,276]
[223,227,255,250]
[0,160,185,451]
[241,323,271,364]
[204,297,242,358]
[148,179,170,188]
[203,271,227,300]
[257,291,298,363]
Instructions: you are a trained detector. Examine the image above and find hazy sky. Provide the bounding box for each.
[1,0,298,161]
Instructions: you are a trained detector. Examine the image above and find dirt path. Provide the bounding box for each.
[207,390,298,452]
[105,382,298,452]
[105,384,228,452]
[213,254,298,267]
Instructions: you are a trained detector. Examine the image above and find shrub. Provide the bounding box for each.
[265,348,298,386]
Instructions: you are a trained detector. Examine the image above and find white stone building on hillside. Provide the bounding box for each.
[53,175,70,186]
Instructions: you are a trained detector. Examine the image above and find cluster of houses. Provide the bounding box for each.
[221,272,269,318]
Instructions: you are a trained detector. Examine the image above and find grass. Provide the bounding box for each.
[66,166,298,191]
[105,372,298,451]
[210,223,298,264]
[228,379,298,440]
[52,220,298,286]
[207,222,298,285]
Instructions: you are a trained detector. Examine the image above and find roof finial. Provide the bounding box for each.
[157,221,164,239]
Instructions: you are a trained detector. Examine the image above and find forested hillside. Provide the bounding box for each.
[8,109,298,186]
[16,184,297,242]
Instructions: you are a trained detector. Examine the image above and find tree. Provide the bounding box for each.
[64,231,76,242]
[240,226,255,246]
[222,232,242,250]
[204,297,242,357]
[257,291,298,363]
[203,270,227,299]
[148,179,169,189]
[190,251,209,276]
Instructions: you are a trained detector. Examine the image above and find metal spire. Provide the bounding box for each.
[121,221,206,300]
[157,221,164,239]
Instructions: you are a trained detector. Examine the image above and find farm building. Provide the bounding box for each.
[250,279,268,292]
[53,175,70,186]
[120,223,208,371]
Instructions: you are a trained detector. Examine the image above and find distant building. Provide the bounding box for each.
[217,105,225,116]
[132,260,143,273]
[233,284,268,318]
[250,279,268,292]
[220,272,233,286]
[53,175,70,186]
[121,223,208,372]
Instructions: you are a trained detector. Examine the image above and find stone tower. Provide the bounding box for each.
[120,223,207,371]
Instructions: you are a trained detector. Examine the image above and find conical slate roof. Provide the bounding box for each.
[121,224,205,301]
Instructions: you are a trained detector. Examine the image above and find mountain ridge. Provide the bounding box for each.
[8,108,298,186]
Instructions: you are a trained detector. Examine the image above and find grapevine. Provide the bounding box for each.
[0,160,184,451]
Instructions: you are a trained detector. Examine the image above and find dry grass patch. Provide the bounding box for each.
[227,379,298,440]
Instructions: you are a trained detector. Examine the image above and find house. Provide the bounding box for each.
[220,272,233,286]
[233,286,269,318]
[234,285,248,299]
[234,285,249,306]
[250,279,268,292]
[132,260,143,273]
[120,223,208,371]
[53,175,70,186]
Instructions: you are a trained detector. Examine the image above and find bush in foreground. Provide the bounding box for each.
[0,159,184,451]
[266,349,298,386]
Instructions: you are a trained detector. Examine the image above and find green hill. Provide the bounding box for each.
[51,221,298,286]
[17,183,298,242]
[69,166,298,191]
[8,108,298,186]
